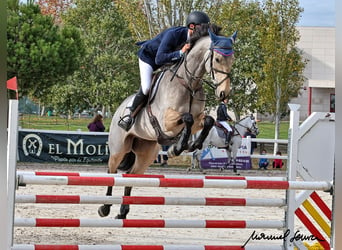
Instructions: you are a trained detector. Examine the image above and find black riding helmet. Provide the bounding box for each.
[186,11,210,27]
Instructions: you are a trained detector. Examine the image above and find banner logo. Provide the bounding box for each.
[22,134,43,156]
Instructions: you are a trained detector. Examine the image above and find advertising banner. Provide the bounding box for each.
[199,138,252,170]
[18,129,109,164]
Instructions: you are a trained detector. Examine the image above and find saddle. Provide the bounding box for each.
[126,60,185,146]
[215,121,233,135]
[130,65,169,118]
[214,121,234,145]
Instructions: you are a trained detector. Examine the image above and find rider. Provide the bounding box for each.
[216,98,233,144]
[118,11,211,131]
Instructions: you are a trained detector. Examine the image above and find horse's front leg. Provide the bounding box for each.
[168,113,194,157]
[116,186,132,219]
[188,115,215,152]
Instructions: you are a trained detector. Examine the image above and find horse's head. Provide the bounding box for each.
[236,114,259,136]
[245,114,259,135]
[248,114,259,135]
[206,30,237,100]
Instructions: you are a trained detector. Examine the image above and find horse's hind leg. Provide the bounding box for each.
[115,139,159,219]
[98,153,128,217]
[98,181,113,217]
[168,113,194,157]
[188,115,214,152]
[116,186,132,219]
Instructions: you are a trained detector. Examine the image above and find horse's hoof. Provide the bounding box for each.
[98,205,110,217]
[115,214,126,219]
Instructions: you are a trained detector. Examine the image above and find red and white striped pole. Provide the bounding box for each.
[12,244,284,250]
[17,175,332,191]
[15,194,286,207]
[17,171,287,181]
[14,218,285,229]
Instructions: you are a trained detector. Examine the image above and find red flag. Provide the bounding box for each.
[7,76,18,91]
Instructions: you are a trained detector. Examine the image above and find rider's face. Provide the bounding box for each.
[188,24,201,36]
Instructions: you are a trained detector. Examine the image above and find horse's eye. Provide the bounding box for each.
[215,58,220,63]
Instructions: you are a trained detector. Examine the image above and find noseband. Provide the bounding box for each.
[204,48,232,89]
[235,117,259,135]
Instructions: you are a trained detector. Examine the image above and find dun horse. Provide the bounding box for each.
[99,28,237,219]
[191,115,259,173]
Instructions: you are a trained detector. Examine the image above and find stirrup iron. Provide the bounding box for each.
[118,114,135,131]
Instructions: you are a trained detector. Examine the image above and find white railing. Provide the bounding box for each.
[157,137,289,160]
[250,137,288,160]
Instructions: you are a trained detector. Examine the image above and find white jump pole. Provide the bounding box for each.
[7,100,19,250]
[285,104,301,250]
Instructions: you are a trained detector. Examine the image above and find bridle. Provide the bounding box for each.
[234,116,259,135]
[171,44,233,96]
[204,47,232,89]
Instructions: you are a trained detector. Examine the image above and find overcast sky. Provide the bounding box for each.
[297,0,335,27]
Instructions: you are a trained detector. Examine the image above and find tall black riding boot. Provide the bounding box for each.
[225,131,232,145]
[118,89,148,131]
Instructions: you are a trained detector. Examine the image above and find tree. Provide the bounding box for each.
[37,0,74,24]
[52,0,138,114]
[258,0,306,152]
[114,0,232,113]
[7,1,84,99]
[214,0,306,152]
[116,0,266,120]
[215,0,264,120]
[116,0,224,40]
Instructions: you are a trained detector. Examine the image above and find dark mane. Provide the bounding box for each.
[189,23,222,46]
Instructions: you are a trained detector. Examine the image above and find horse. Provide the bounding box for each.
[190,115,259,173]
[98,29,237,219]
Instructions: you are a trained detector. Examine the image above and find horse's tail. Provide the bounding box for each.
[117,151,136,172]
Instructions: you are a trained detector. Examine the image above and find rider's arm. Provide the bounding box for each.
[221,103,232,121]
[155,28,187,65]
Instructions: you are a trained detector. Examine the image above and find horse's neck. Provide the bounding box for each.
[235,121,248,136]
[178,37,210,80]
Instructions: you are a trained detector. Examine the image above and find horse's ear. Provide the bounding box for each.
[208,28,218,41]
[231,31,238,43]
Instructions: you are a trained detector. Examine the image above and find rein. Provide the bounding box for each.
[170,53,203,95]
[205,48,232,88]
[169,47,232,102]
[234,116,258,135]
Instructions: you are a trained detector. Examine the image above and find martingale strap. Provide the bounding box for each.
[147,110,178,146]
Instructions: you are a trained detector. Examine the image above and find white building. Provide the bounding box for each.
[256,26,335,121]
[291,26,335,120]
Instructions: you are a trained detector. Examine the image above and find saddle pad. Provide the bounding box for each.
[150,71,165,102]
[215,126,226,139]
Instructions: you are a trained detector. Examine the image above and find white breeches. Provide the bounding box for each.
[139,59,154,95]
[218,121,232,132]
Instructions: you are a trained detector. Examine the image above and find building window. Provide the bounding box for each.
[330,94,335,113]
